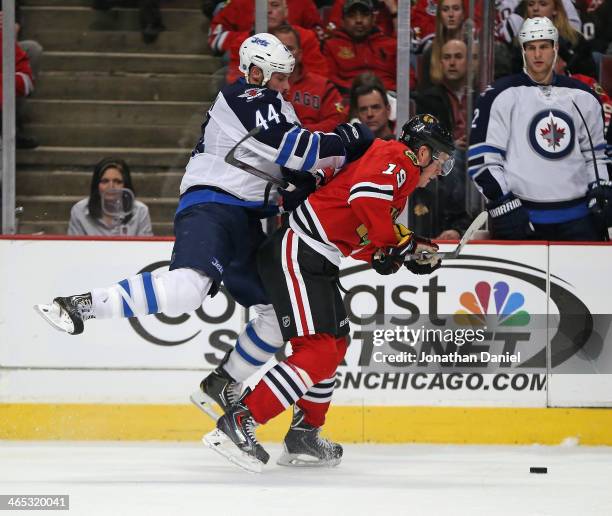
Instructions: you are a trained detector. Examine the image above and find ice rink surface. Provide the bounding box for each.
[1,441,611,516]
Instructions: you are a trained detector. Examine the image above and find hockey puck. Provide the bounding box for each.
[530,467,547,474]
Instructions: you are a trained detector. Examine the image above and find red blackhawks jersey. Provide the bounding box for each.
[288,69,347,132]
[288,139,420,266]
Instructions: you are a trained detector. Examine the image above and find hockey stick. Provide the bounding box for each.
[405,210,488,261]
[571,100,610,241]
[225,126,296,192]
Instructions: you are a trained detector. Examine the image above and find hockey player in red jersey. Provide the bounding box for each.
[204,114,456,472]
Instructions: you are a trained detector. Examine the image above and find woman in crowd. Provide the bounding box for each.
[499,0,596,77]
[419,0,466,91]
[68,157,153,236]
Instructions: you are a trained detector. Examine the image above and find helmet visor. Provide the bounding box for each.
[432,150,455,176]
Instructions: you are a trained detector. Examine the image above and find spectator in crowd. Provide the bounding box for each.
[1,0,42,148]
[326,0,397,37]
[495,0,581,38]
[419,0,465,92]
[469,17,610,241]
[349,72,394,139]
[415,38,473,238]
[411,0,439,51]
[273,24,346,132]
[210,0,327,84]
[417,38,471,152]
[497,0,596,77]
[575,0,612,58]
[322,0,397,95]
[208,0,322,48]
[93,0,164,44]
[0,41,34,145]
[68,158,153,236]
[555,38,612,133]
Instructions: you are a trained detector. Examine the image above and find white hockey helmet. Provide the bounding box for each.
[518,16,558,47]
[238,33,295,85]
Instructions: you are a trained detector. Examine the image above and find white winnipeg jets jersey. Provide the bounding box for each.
[469,72,610,223]
[180,78,346,210]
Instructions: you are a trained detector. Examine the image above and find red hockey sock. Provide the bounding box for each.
[244,335,349,427]
[296,337,348,428]
[244,380,285,425]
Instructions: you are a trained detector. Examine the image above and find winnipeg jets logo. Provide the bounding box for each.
[238,88,265,101]
[528,109,575,159]
[540,116,566,150]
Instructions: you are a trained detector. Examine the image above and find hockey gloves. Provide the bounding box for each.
[277,168,318,213]
[372,224,441,275]
[487,193,534,240]
[587,180,612,231]
[334,122,374,164]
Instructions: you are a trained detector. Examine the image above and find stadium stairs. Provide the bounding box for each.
[16,0,222,235]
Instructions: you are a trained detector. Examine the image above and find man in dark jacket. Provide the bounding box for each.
[415,38,473,239]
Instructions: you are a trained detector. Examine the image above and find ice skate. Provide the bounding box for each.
[33,293,95,335]
[277,406,343,467]
[203,400,269,473]
[190,365,242,422]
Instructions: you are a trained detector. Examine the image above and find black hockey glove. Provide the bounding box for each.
[587,180,612,230]
[277,168,317,213]
[405,259,442,275]
[487,193,535,240]
[334,122,374,164]
[372,226,440,275]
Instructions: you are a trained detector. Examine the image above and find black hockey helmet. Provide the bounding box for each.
[400,114,455,156]
[399,114,456,175]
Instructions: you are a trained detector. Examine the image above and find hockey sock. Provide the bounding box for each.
[224,303,284,382]
[245,361,313,425]
[91,267,212,319]
[297,377,336,428]
[245,333,344,425]
[296,336,347,427]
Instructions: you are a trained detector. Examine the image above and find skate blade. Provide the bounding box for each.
[189,390,220,422]
[203,429,264,474]
[277,451,341,468]
[33,303,75,334]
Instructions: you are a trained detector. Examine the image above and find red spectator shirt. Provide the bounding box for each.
[208,0,322,40]
[571,73,612,132]
[287,68,347,132]
[218,26,328,84]
[290,139,420,264]
[0,43,33,103]
[326,0,396,36]
[322,28,397,92]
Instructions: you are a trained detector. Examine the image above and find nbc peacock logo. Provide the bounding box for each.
[454,281,530,327]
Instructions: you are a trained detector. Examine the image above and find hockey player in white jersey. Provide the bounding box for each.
[34,33,373,465]
[469,16,611,241]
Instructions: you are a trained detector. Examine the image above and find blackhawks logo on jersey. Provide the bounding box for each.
[404,149,418,165]
[528,109,575,159]
[338,47,355,59]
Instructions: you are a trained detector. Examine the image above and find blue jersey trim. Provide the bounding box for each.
[141,272,158,315]
[176,188,278,216]
[235,339,266,366]
[527,202,589,224]
[303,132,320,170]
[246,323,279,354]
[276,126,301,166]
[118,279,134,318]
[468,144,506,159]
